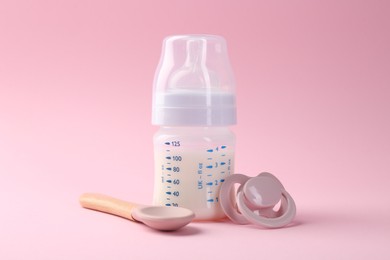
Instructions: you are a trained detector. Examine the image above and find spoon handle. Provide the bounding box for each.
[79,193,138,221]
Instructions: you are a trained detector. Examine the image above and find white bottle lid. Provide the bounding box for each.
[152,35,236,126]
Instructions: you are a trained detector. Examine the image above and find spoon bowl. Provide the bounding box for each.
[132,206,195,231]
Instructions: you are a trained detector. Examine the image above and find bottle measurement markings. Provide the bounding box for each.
[163,142,182,207]
[162,144,230,209]
[203,145,230,206]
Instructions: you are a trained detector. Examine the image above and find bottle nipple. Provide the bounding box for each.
[169,39,218,90]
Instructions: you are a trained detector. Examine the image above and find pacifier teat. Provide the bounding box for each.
[219,172,296,228]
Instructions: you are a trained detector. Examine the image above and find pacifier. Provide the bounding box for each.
[219,172,296,228]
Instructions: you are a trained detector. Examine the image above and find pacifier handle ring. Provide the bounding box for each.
[236,188,296,228]
[219,174,250,224]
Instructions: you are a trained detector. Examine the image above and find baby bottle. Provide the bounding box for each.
[152,35,236,220]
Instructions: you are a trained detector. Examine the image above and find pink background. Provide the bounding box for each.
[1,0,389,259]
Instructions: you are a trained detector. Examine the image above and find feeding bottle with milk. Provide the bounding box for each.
[152,35,236,220]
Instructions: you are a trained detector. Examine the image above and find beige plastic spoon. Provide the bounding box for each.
[79,193,195,231]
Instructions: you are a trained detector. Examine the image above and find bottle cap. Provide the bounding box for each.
[152,34,236,126]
